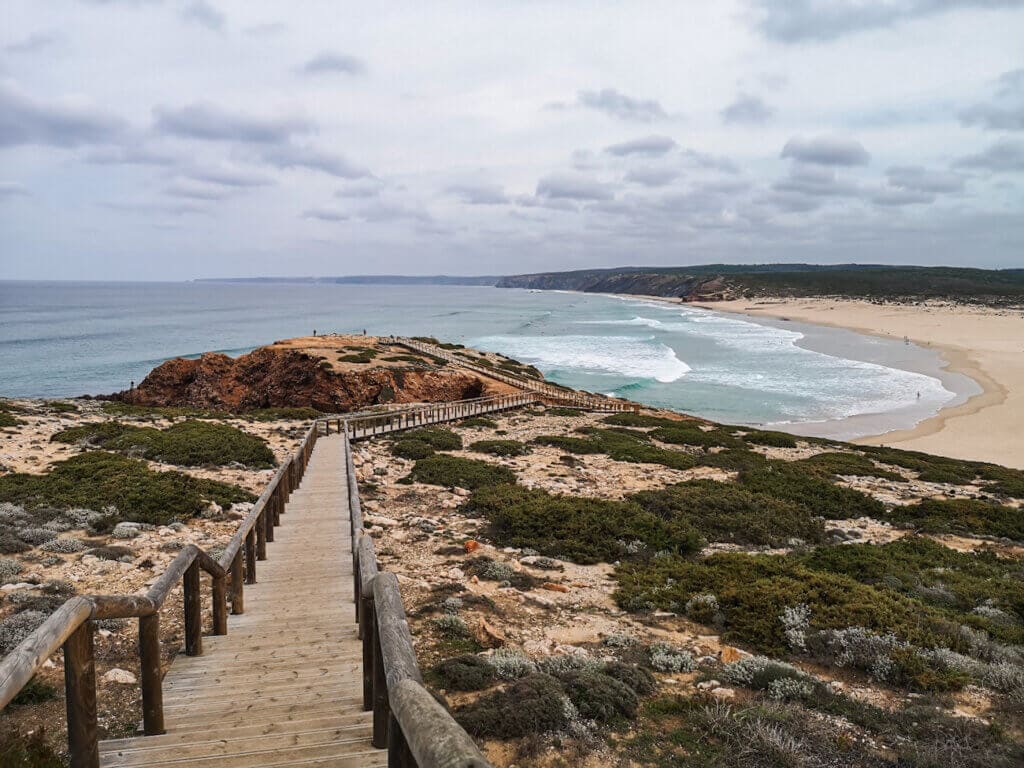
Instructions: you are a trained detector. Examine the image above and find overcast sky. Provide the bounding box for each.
[1,0,1023,280]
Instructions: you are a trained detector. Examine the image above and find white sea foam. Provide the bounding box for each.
[471,334,690,383]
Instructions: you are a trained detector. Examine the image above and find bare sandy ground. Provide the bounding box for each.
[695,298,1024,469]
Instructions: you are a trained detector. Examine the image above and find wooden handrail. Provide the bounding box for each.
[0,422,322,766]
[342,418,492,768]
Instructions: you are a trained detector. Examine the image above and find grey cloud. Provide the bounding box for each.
[446,183,509,205]
[244,22,286,36]
[772,164,861,196]
[335,179,383,198]
[101,200,207,217]
[955,139,1024,171]
[153,103,312,143]
[181,1,226,32]
[301,52,366,76]
[721,93,774,124]
[187,167,274,187]
[0,182,29,198]
[605,135,677,156]
[872,188,935,206]
[680,149,740,174]
[165,179,232,201]
[751,0,1024,43]
[259,144,369,177]
[303,208,349,221]
[960,68,1024,131]
[4,32,57,54]
[576,89,667,122]
[0,81,125,147]
[885,165,965,193]
[623,167,679,187]
[357,201,431,223]
[536,173,615,201]
[84,145,177,166]
[781,135,870,166]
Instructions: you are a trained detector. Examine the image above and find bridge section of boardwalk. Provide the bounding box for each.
[98,434,384,768]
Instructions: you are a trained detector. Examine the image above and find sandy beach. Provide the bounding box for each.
[692,298,1024,469]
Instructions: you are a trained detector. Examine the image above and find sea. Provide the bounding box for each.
[0,281,980,440]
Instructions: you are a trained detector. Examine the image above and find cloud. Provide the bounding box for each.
[186,167,274,187]
[356,201,431,223]
[872,188,936,206]
[0,81,125,147]
[165,179,233,201]
[301,52,366,76]
[446,183,509,205]
[571,89,667,122]
[955,139,1024,171]
[180,1,226,32]
[623,167,680,187]
[605,135,677,156]
[772,164,861,197]
[303,207,349,221]
[960,68,1024,131]
[335,179,384,198]
[84,145,177,166]
[0,182,29,198]
[4,32,57,54]
[750,0,1024,43]
[259,144,369,177]
[536,173,614,201]
[721,93,774,124]
[781,135,870,166]
[679,148,741,174]
[885,165,965,193]
[243,22,287,36]
[153,103,312,143]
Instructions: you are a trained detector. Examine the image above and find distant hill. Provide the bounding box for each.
[496,265,1024,305]
[196,275,499,286]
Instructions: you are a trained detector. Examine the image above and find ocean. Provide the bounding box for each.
[0,281,978,439]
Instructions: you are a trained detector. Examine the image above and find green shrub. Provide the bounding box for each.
[532,434,604,454]
[337,351,377,364]
[602,413,679,428]
[459,417,497,428]
[650,424,743,450]
[0,453,254,525]
[53,420,275,468]
[406,427,462,450]
[0,728,64,768]
[44,401,78,414]
[409,455,515,489]
[469,439,530,457]
[10,676,58,706]
[561,670,639,721]
[535,428,697,471]
[884,498,1024,541]
[600,662,657,695]
[391,439,435,460]
[696,448,771,472]
[544,407,584,417]
[629,480,827,547]
[793,452,903,480]
[454,674,568,738]
[979,465,1024,498]
[738,460,886,519]
[739,429,798,448]
[244,407,322,421]
[468,484,701,564]
[433,655,497,691]
[860,445,982,484]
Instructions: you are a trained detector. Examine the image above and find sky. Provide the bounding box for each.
[1,0,1023,280]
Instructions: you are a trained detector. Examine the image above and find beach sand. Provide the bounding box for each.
[691,298,1024,469]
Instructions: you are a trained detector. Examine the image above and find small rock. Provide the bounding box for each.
[446,567,465,581]
[541,582,569,593]
[696,680,721,691]
[710,687,735,700]
[464,540,480,553]
[720,646,744,664]
[102,668,137,685]
[364,515,399,528]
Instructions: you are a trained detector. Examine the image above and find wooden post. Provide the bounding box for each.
[361,598,375,711]
[65,621,98,768]
[139,613,165,735]
[256,510,267,560]
[212,574,227,635]
[230,551,244,614]
[388,713,416,768]
[372,615,388,747]
[184,560,202,656]
[265,499,275,543]
[244,529,257,583]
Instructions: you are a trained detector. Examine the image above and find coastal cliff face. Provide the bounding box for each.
[497,271,736,301]
[112,346,486,412]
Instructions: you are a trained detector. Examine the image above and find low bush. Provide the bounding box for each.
[454,673,568,738]
[793,451,903,480]
[860,445,983,485]
[649,644,695,673]
[0,453,254,525]
[409,455,516,490]
[737,460,886,519]
[433,655,496,691]
[739,429,798,448]
[469,439,530,457]
[0,610,47,654]
[601,662,657,695]
[0,728,64,768]
[390,439,434,460]
[458,417,497,428]
[651,424,743,450]
[629,480,827,547]
[10,676,58,706]
[695,448,771,472]
[602,413,679,428]
[535,428,698,471]
[405,428,462,450]
[561,670,639,721]
[884,498,1024,541]
[468,484,701,564]
[544,407,585,417]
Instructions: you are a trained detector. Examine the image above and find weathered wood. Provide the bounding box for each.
[139,613,165,735]
[244,528,257,583]
[361,589,375,711]
[371,617,388,748]
[388,712,416,768]
[65,621,98,768]
[230,551,244,614]
[184,560,202,656]
[89,594,156,620]
[146,546,198,608]
[212,574,228,635]
[256,508,267,560]
[373,574,423,688]
[390,678,491,768]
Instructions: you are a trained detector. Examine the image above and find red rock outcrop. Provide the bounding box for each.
[112,347,487,413]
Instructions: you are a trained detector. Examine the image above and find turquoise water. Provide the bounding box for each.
[0,281,970,437]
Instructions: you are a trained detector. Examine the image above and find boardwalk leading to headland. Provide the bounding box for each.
[97,435,385,767]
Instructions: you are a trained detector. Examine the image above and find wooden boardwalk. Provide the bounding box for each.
[98,434,384,768]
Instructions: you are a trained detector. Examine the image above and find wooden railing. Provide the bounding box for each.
[390,338,636,412]
[342,423,490,768]
[0,423,321,768]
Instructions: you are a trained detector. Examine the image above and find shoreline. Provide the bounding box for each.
[687,298,1023,468]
